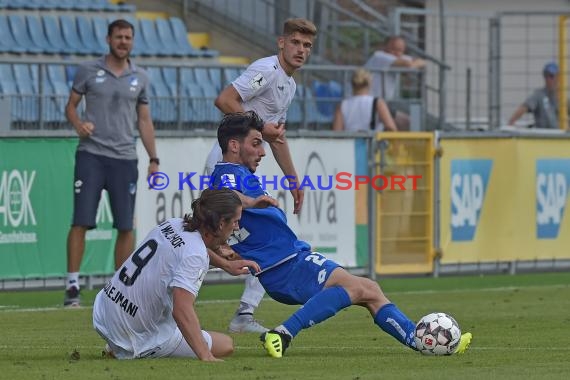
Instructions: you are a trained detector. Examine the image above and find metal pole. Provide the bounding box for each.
[559,16,568,131]
[367,135,377,281]
[433,130,441,278]
[466,67,471,130]
[489,16,501,130]
[438,0,447,130]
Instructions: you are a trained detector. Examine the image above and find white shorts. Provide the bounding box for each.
[98,327,212,360]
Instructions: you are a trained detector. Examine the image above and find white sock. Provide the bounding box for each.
[237,301,255,316]
[274,325,292,338]
[66,272,80,290]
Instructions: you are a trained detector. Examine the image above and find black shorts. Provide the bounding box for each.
[72,150,138,231]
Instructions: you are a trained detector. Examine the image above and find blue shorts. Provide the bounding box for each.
[258,251,341,305]
[72,150,138,231]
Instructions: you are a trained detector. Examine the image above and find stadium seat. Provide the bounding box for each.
[184,83,206,122]
[140,19,167,57]
[193,67,211,86]
[223,67,242,86]
[8,14,43,54]
[208,68,223,92]
[92,16,110,54]
[46,65,67,88]
[26,15,60,54]
[12,64,39,122]
[161,67,179,97]
[0,15,26,53]
[77,16,106,55]
[199,82,222,122]
[60,15,91,55]
[147,67,176,122]
[169,17,201,57]
[180,67,196,84]
[155,18,184,57]
[42,15,74,55]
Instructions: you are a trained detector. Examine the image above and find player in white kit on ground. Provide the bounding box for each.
[92,189,262,361]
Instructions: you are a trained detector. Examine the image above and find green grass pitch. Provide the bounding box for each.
[1,272,569,379]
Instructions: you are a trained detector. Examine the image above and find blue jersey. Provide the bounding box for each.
[210,163,310,271]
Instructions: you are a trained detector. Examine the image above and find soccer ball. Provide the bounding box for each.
[414,312,461,355]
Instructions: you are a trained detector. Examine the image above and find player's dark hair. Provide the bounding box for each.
[283,18,317,37]
[108,19,135,37]
[184,188,241,234]
[217,111,264,154]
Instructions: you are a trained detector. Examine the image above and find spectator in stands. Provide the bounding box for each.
[204,18,317,334]
[364,35,426,130]
[332,68,397,132]
[508,62,569,130]
[93,188,261,361]
[63,19,159,307]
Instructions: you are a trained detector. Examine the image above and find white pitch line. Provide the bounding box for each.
[0,283,568,313]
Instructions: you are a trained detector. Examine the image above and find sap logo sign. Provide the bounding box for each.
[536,159,570,239]
[450,160,493,241]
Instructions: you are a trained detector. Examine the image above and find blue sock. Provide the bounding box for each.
[283,286,352,337]
[374,303,417,349]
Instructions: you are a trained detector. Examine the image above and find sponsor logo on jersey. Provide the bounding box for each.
[249,73,267,90]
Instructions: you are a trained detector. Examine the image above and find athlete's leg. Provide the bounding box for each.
[229,274,268,333]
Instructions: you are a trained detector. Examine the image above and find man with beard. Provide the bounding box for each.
[63,19,159,307]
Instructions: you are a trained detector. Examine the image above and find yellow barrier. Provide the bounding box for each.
[374,132,435,274]
[440,138,570,264]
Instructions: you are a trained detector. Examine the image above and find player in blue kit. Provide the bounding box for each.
[209,111,473,358]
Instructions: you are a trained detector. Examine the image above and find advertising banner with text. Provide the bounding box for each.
[0,138,115,279]
[440,138,570,264]
[135,137,358,266]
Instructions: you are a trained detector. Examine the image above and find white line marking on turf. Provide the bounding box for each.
[0,283,568,313]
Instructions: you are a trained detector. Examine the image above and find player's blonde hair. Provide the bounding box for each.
[351,68,372,91]
[283,18,317,37]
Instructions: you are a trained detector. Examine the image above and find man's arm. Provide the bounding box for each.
[65,90,94,137]
[332,105,344,131]
[268,138,304,214]
[377,99,398,131]
[172,287,221,362]
[137,103,159,175]
[508,105,529,126]
[207,248,261,275]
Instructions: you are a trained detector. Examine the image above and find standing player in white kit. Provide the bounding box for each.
[204,18,317,333]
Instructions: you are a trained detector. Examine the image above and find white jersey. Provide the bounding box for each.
[340,94,384,131]
[93,218,209,359]
[205,55,296,175]
[364,50,412,100]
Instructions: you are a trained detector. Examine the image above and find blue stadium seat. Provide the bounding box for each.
[46,81,69,122]
[60,15,91,55]
[77,16,106,55]
[161,67,179,96]
[208,68,222,92]
[42,15,74,55]
[140,19,167,57]
[12,64,39,122]
[223,67,242,86]
[200,82,222,122]
[0,64,22,122]
[180,67,196,84]
[6,0,37,9]
[47,65,67,88]
[155,18,184,57]
[184,83,207,122]
[169,17,201,57]
[0,15,26,53]
[92,16,110,54]
[8,14,43,54]
[26,15,60,54]
[147,67,176,122]
[193,67,211,86]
